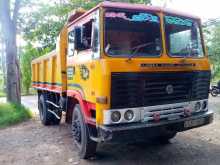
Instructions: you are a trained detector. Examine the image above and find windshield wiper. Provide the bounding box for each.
[127,42,154,61]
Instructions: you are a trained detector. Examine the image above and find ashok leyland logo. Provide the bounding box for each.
[166,85,174,94]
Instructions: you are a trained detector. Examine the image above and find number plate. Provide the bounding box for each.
[184,118,205,128]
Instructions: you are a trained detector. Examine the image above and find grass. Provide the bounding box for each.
[0,103,32,129]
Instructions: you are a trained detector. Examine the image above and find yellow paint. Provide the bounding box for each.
[32,25,68,92]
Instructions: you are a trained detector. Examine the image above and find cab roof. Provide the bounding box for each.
[68,1,200,26]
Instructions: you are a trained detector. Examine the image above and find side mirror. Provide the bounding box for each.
[74,26,84,50]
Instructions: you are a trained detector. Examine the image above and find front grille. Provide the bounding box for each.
[111,71,210,109]
[142,103,187,122]
[192,72,210,100]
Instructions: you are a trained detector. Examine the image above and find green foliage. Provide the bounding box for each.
[0,91,6,97]
[69,0,102,10]
[21,43,50,94]
[204,24,220,81]
[21,0,151,50]
[21,3,68,49]
[0,76,4,92]
[0,103,32,128]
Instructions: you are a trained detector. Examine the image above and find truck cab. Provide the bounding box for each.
[32,1,213,159]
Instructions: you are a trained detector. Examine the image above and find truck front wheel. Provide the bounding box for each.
[71,104,97,159]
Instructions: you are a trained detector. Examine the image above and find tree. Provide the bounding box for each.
[22,0,151,50]
[204,24,220,80]
[0,0,22,104]
[21,43,50,94]
[20,1,70,50]
[21,44,34,95]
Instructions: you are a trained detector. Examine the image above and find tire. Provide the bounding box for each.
[71,104,97,159]
[211,88,218,97]
[38,94,61,125]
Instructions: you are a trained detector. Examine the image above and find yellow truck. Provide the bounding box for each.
[32,1,213,159]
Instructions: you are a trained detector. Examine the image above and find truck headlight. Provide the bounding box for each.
[111,111,121,123]
[194,102,201,112]
[124,110,134,121]
[103,108,141,125]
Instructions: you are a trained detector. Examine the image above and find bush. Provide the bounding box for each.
[0,103,32,128]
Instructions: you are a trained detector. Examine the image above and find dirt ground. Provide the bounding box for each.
[0,96,220,165]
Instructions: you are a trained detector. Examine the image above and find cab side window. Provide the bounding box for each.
[72,13,99,56]
[68,30,75,56]
[80,19,99,54]
[82,20,92,50]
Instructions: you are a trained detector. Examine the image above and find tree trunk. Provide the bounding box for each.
[0,0,21,104]
[5,23,21,104]
[0,40,6,92]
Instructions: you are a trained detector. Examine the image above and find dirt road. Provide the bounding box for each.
[0,96,220,165]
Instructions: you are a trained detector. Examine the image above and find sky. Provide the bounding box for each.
[152,0,220,21]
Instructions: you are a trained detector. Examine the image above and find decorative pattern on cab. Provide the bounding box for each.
[79,65,89,80]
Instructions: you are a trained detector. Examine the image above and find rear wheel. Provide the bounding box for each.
[71,104,97,159]
[211,88,218,97]
[38,94,61,125]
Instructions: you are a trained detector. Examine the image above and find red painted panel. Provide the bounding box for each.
[67,90,96,125]
[33,84,62,93]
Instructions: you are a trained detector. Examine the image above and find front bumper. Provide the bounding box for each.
[98,111,213,142]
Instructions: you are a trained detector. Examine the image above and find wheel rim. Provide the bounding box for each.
[212,90,218,96]
[72,112,82,147]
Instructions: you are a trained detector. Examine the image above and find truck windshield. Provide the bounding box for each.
[165,15,204,57]
[104,10,161,57]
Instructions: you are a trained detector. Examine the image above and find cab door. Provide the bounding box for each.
[66,10,100,103]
